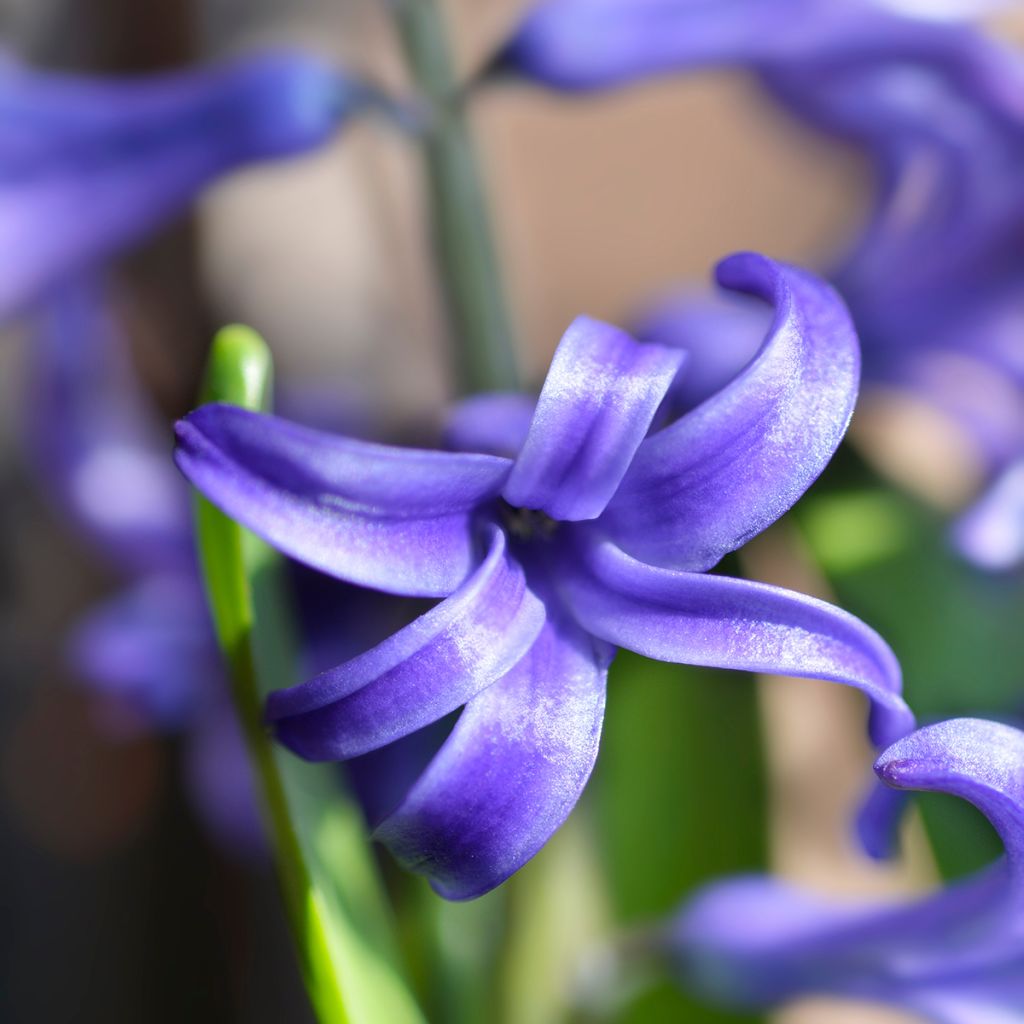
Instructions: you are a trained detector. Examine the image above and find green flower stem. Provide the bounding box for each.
[395,0,520,394]
[192,325,425,1024]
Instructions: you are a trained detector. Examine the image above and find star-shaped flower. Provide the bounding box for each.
[174,252,913,899]
[671,717,1024,1024]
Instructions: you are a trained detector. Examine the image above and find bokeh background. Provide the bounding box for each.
[0,2,1021,1022]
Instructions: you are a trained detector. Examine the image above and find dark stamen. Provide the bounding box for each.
[499,501,559,541]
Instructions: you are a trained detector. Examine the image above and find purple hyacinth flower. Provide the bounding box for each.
[175,251,914,899]
[0,49,369,318]
[670,717,1024,1023]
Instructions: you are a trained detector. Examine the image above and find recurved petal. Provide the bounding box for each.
[559,533,913,751]
[503,316,684,521]
[267,525,546,760]
[373,601,611,900]
[601,253,859,571]
[174,404,513,597]
[876,718,1024,877]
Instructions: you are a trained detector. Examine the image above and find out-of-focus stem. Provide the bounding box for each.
[395,0,520,394]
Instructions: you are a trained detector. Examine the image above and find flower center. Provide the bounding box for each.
[499,500,559,542]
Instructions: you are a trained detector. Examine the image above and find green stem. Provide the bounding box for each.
[192,326,424,1024]
[395,0,520,394]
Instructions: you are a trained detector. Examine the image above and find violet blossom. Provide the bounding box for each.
[0,49,375,319]
[174,251,914,900]
[495,0,1024,568]
[669,717,1024,1023]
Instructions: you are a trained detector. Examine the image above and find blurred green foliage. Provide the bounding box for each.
[597,653,767,1024]
[796,448,1018,881]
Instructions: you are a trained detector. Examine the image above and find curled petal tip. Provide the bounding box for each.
[874,718,1024,865]
[603,252,860,571]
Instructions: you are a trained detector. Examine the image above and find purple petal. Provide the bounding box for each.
[497,0,820,91]
[876,718,1024,872]
[373,597,611,900]
[498,0,1024,102]
[267,524,546,760]
[601,253,859,571]
[443,392,537,458]
[953,461,1024,571]
[23,282,192,574]
[559,533,913,751]
[0,50,357,316]
[174,404,513,597]
[503,316,684,521]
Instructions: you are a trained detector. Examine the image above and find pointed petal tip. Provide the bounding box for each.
[604,252,859,570]
[713,250,770,288]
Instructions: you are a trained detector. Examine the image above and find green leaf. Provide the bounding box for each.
[596,653,768,1024]
[798,486,1024,722]
[191,325,425,1024]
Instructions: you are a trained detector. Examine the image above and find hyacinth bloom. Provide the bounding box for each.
[671,718,1024,1023]
[498,0,1024,567]
[174,252,913,899]
[0,49,371,318]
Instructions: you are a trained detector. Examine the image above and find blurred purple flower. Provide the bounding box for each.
[670,717,1024,1023]
[0,49,375,319]
[23,281,263,855]
[175,251,914,900]
[497,0,1024,568]
[954,460,1024,571]
[495,0,1022,95]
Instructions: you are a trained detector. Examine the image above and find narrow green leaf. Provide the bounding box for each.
[597,653,767,1024]
[191,325,425,1024]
